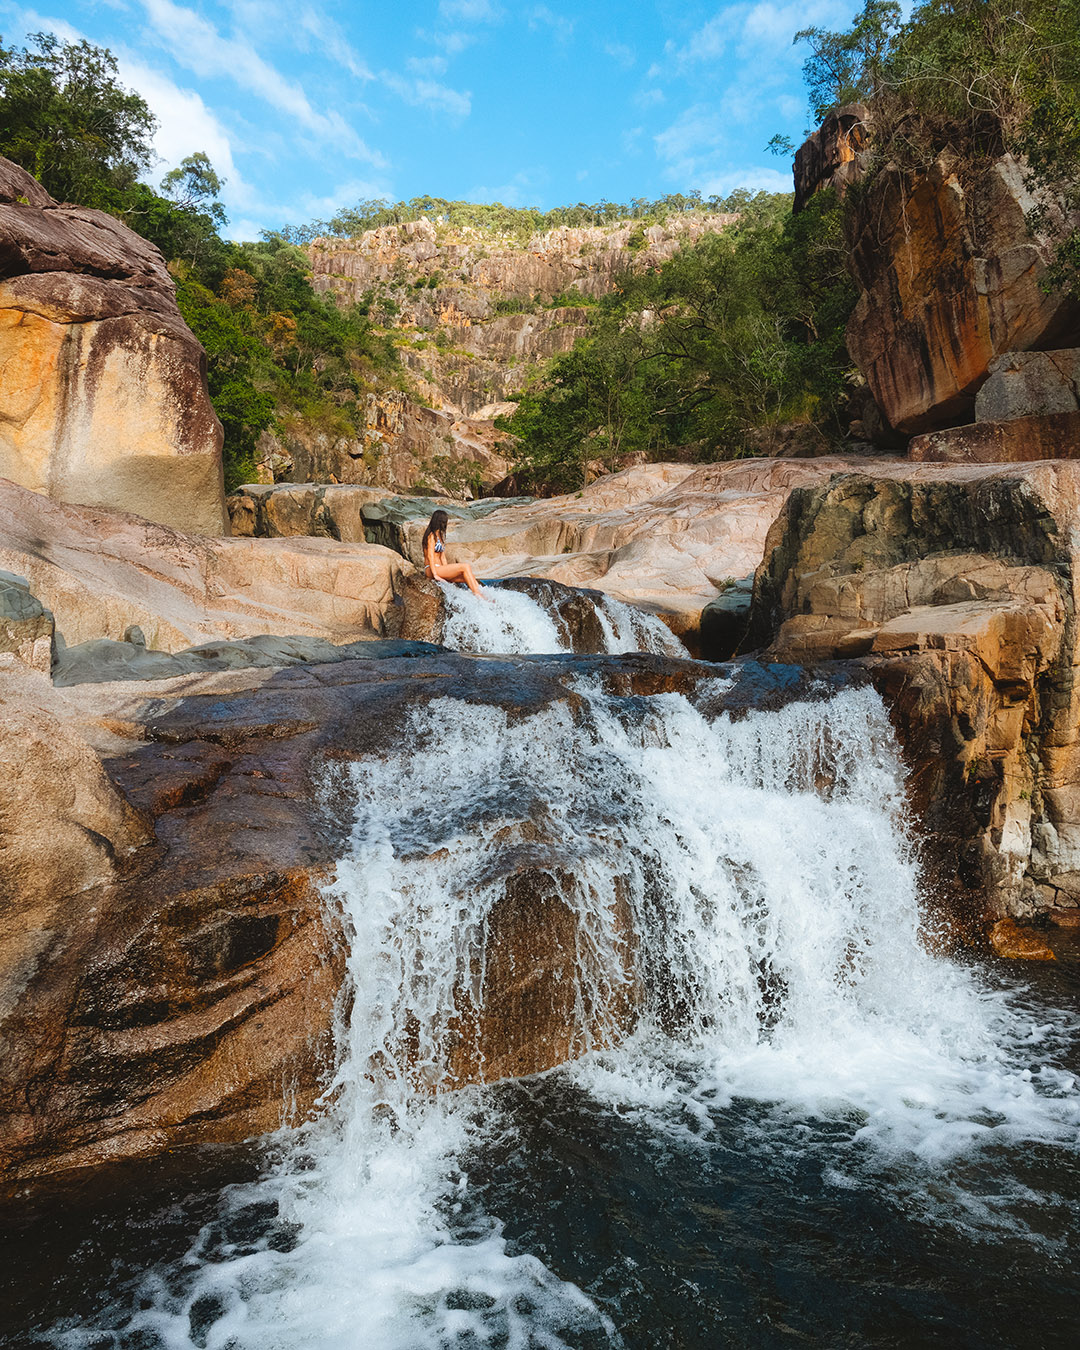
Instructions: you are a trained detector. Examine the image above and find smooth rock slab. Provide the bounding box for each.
[0,156,226,535]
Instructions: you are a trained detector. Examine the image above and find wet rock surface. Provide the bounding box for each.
[0,157,226,535]
[744,459,1080,922]
[0,649,821,1183]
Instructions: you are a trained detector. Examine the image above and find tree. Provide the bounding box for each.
[0,31,156,206]
[795,1,902,119]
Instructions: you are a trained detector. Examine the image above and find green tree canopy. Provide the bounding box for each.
[0,31,156,207]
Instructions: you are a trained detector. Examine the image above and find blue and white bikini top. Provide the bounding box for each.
[434,539,444,554]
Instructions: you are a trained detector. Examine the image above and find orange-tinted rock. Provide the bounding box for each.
[844,153,1079,434]
[746,459,1080,921]
[989,918,1055,960]
[793,104,871,212]
[0,649,720,1182]
[0,157,226,535]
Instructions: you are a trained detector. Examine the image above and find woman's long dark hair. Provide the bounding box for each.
[422,509,449,549]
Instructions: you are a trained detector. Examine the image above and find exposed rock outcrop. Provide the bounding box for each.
[0,477,413,654]
[227,457,912,653]
[842,152,1079,436]
[908,410,1080,464]
[295,213,738,486]
[746,460,1080,926]
[975,349,1080,423]
[793,104,871,213]
[0,570,53,673]
[0,157,226,535]
[256,390,513,495]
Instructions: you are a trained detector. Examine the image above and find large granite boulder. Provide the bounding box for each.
[744,461,1080,925]
[842,151,1079,435]
[975,349,1080,423]
[0,157,226,535]
[0,478,413,653]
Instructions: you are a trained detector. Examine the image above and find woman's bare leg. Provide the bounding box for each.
[434,562,490,600]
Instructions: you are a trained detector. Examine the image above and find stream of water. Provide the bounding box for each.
[437,582,685,657]
[13,656,1077,1349]
[6,585,1079,1346]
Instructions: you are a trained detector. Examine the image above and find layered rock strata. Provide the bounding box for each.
[298,213,738,486]
[255,390,512,496]
[0,158,226,534]
[746,461,1080,925]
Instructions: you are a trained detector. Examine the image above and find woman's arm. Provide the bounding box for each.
[423,534,437,572]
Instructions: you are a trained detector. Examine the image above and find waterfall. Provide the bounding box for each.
[437,582,685,656]
[54,680,1080,1349]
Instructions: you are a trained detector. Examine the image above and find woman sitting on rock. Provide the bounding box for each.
[422,509,489,600]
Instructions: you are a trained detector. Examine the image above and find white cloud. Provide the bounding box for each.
[467,169,546,207]
[604,41,635,68]
[438,0,502,21]
[635,86,665,109]
[407,55,449,76]
[382,71,471,119]
[699,165,794,196]
[298,5,373,80]
[137,0,385,164]
[118,57,244,184]
[654,105,723,166]
[528,5,574,43]
[681,14,731,63]
[419,28,477,55]
[739,0,847,51]
[223,217,266,241]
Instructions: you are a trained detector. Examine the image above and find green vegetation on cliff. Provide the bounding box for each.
[799,0,1080,284]
[498,191,856,491]
[282,191,746,247]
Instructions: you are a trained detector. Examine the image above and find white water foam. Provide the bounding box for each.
[437,581,684,656]
[53,681,1080,1347]
[439,583,564,655]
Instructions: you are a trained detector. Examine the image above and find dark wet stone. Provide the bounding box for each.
[52,632,444,686]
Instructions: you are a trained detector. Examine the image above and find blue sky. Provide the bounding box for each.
[4,0,854,239]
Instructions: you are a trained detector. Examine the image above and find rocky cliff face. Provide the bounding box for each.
[292,213,737,489]
[254,389,512,496]
[794,116,1080,447]
[0,158,227,535]
[844,152,1079,436]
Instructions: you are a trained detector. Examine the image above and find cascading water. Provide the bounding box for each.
[437,582,684,656]
[48,677,1080,1349]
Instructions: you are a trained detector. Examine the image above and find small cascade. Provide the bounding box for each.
[439,582,565,655]
[437,580,685,656]
[592,593,685,657]
[67,678,1079,1349]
